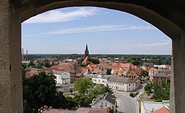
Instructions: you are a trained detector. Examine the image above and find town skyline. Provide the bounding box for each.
[22,7,172,55]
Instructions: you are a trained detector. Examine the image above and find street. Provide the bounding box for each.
[113,84,146,113]
[113,90,137,113]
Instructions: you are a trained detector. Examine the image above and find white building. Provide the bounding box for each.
[91,74,140,92]
[53,71,71,85]
[91,74,111,86]
[107,76,140,92]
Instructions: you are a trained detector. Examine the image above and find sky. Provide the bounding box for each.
[22,7,172,55]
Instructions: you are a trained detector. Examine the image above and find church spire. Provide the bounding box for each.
[85,44,89,58]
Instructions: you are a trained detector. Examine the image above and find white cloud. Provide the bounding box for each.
[109,40,172,54]
[48,25,156,35]
[135,41,171,47]
[24,7,98,23]
[111,40,171,48]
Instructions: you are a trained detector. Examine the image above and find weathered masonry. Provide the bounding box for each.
[0,0,184,113]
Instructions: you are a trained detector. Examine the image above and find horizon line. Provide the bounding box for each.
[24,53,172,56]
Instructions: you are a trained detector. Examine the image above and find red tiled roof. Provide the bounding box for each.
[89,64,97,68]
[112,63,119,67]
[50,65,72,72]
[154,106,169,113]
[81,67,88,70]
[75,108,108,113]
[149,68,171,75]
[92,68,102,74]
[25,70,38,78]
[41,108,108,113]
[82,56,88,65]
[42,109,75,113]
[120,63,131,68]
[75,73,83,77]
[87,65,93,71]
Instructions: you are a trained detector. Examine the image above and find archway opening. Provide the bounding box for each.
[22,6,172,113]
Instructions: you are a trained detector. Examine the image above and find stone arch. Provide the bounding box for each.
[1,0,185,113]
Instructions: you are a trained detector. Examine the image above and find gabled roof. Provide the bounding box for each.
[75,107,108,113]
[120,63,131,68]
[42,109,75,113]
[108,76,137,84]
[141,101,169,112]
[41,108,108,113]
[153,72,170,78]
[50,65,72,72]
[91,93,116,106]
[82,56,88,65]
[104,93,116,105]
[154,106,169,113]
[25,70,38,77]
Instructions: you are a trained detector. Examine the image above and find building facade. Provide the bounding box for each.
[107,76,140,92]
[54,71,71,85]
[91,92,116,112]
[91,74,110,86]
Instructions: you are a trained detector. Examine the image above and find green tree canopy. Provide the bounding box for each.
[23,72,56,113]
[106,69,112,75]
[42,59,51,67]
[141,69,149,77]
[74,77,93,94]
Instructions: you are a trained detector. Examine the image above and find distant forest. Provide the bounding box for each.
[23,54,171,65]
[24,54,171,60]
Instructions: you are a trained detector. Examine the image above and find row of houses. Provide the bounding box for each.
[149,65,171,84]
[25,57,142,77]
[24,58,172,92]
[38,92,117,113]
[91,74,140,92]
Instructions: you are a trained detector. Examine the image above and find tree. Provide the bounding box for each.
[152,81,170,101]
[23,72,57,113]
[89,58,99,64]
[35,63,42,69]
[53,92,67,109]
[144,82,152,96]
[42,59,51,67]
[28,60,35,68]
[131,58,141,66]
[66,96,77,110]
[74,77,93,94]
[106,69,112,75]
[22,63,27,75]
[73,94,91,107]
[141,69,149,77]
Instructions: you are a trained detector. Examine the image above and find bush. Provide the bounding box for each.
[130,92,139,98]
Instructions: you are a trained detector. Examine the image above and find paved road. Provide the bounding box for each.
[113,90,137,113]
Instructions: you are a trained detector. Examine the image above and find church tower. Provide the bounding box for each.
[84,44,89,58]
[82,44,89,65]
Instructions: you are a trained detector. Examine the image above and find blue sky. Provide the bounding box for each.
[22,7,172,55]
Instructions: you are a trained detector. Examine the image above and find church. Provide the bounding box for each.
[82,44,89,65]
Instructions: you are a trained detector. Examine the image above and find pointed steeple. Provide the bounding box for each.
[85,44,89,58]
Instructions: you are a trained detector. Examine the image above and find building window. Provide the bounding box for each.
[105,102,107,106]
[101,102,103,106]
